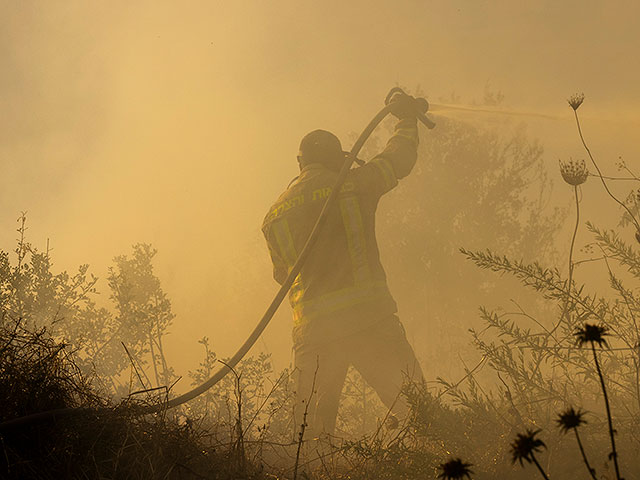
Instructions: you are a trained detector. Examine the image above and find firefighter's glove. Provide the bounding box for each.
[388,92,423,120]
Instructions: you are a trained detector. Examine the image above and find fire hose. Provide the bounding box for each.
[0,88,435,429]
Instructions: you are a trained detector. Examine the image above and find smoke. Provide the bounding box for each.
[2,0,639,390]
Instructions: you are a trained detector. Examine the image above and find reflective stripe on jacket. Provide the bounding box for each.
[262,118,419,341]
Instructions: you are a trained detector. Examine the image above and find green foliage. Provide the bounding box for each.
[0,215,120,385]
[0,215,99,331]
[0,215,177,394]
[108,243,176,389]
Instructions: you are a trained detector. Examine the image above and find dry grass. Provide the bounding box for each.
[0,314,266,480]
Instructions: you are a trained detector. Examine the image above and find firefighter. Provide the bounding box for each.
[262,92,425,437]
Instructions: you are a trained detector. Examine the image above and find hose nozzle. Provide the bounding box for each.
[385,87,436,129]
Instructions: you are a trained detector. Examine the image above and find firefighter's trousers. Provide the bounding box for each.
[292,314,423,437]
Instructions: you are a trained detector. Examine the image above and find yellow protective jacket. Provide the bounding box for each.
[262,118,419,346]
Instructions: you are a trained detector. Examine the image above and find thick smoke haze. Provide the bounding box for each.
[2,1,639,391]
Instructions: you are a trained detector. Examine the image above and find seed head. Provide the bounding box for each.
[556,406,587,433]
[438,458,474,479]
[510,429,546,466]
[636,230,640,245]
[575,323,609,347]
[559,158,588,186]
[568,93,585,111]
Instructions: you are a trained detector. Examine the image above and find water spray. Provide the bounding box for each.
[429,103,560,120]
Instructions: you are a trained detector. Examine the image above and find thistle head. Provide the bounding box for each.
[559,158,589,186]
[575,323,609,347]
[510,429,546,466]
[568,93,585,111]
[438,458,474,479]
[556,406,587,433]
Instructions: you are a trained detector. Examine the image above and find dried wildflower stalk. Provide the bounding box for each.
[569,93,640,235]
[575,323,622,480]
[557,407,597,479]
[552,159,589,335]
[559,158,589,186]
[568,93,585,111]
[510,429,549,480]
[438,457,474,479]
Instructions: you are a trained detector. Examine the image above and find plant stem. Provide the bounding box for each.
[530,453,550,480]
[568,185,580,291]
[573,427,597,480]
[218,360,245,475]
[573,109,640,232]
[148,334,160,387]
[550,185,581,337]
[591,341,622,480]
[293,358,319,480]
[122,341,148,390]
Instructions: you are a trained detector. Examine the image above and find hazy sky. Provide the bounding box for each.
[2,1,639,388]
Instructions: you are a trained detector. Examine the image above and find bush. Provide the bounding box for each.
[0,314,269,479]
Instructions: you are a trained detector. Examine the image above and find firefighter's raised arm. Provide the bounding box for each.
[351,93,420,197]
